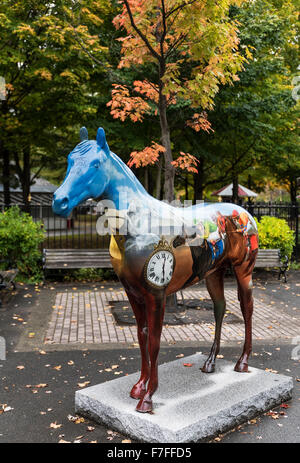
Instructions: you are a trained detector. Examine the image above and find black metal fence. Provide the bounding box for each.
[2,202,299,258]
[13,202,110,250]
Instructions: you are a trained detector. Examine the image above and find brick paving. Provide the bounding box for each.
[44,289,300,345]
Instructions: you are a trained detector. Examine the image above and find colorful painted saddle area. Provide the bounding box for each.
[208,238,224,262]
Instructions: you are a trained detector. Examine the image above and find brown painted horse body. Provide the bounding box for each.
[110,214,258,413]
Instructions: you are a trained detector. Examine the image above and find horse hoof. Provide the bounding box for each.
[234,362,249,373]
[130,384,146,400]
[136,396,153,413]
[201,362,215,373]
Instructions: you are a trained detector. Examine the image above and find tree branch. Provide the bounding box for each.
[123,0,161,61]
[165,32,187,58]
[166,0,198,19]
[161,0,167,46]
[30,163,45,183]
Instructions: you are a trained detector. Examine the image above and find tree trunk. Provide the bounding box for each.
[158,63,174,203]
[232,173,239,204]
[155,157,162,199]
[290,178,297,205]
[1,144,11,208]
[20,146,31,212]
[144,166,149,192]
[193,159,204,202]
[0,100,11,208]
[160,105,174,202]
[185,174,188,201]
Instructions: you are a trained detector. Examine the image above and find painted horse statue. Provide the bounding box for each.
[53,127,259,413]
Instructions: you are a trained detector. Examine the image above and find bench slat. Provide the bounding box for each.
[45,262,112,269]
[43,248,112,270]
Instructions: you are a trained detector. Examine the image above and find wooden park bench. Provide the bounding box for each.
[43,248,112,275]
[43,248,289,282]
[254,248,289,282]
[0,267,19,307]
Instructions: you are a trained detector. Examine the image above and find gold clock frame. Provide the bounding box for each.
[144,238,176,289]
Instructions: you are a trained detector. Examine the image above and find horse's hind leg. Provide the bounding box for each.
[233,253,257,372]
[125,292,150,400]
[201,267,226,373]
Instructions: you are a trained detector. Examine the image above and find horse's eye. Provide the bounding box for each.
[93,161,100,169]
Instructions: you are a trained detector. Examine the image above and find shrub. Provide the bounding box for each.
[256,216,295,259]
[0,206,45,280]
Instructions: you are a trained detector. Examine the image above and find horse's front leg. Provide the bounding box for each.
[136,293,165,413]
[125,292,150,400]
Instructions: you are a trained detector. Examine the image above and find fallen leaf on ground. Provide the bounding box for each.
[1,405,13,413]
[77,381,90,388]
[75,417,85,424]
[50,422,62,429]
[183,363,194,367]
[280,403,290,409]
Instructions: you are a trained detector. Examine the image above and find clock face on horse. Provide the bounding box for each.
[144,241,175,289]
[52,127,260,415]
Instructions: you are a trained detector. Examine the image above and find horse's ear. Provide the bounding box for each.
[96,127,109,153]
[80,127,88,141]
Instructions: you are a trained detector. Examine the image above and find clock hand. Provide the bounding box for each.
[162,256,166,280]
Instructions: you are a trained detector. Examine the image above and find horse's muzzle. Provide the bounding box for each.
[52,193,70,217]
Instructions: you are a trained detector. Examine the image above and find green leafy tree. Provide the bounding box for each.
[191,0,298,202]
[0,0,109,208]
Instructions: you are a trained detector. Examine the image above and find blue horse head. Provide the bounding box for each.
[52,127,111,217]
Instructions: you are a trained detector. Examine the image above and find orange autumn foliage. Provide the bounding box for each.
[128,142,166,168]
[186,112,213,133]
[133,80,159,104]
[106,84,151,122]
[171,152,199,174]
